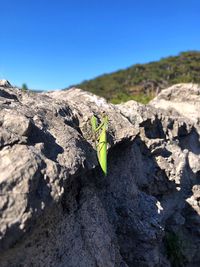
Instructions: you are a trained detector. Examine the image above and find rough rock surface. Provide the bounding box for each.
[0,82,200,267]
[150,83,200,126]
[0,79,12,88]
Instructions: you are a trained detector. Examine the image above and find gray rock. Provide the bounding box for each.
[150,83,200,126]
[0,80,12,88]
[0,84,199,267]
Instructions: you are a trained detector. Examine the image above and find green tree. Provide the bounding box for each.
[22,83,28,91]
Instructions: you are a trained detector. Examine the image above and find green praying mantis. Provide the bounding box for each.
[91,113,108,176]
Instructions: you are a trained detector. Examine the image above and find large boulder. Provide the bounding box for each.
[150,83,200,126]
[0,83,200,267]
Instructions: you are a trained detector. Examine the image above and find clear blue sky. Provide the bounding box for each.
[0,0,200,90]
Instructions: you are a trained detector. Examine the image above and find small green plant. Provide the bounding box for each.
[165,231,185,267]
[21,83,28,92]
[110,92,154,104]
[91,113,108,176]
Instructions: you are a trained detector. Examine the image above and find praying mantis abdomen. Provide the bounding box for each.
[97,126,107,176]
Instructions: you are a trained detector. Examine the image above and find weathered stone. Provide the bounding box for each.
[0,83,199,267]
[150,83,200,126]
[0,80,12,88]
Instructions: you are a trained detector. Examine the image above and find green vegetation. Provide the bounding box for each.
[165,231,185,267]
[21,83,28,92]
[110,92,153,104]
[91,114,108,176]
[69,51,200,104]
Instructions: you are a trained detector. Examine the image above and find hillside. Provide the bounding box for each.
[71,51,200,104]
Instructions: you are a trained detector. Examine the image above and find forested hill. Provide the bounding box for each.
[68,51,200,104]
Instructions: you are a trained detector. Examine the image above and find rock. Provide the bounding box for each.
[0,84,200,266]
[0,80,12,88]
[150,83,200,126]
